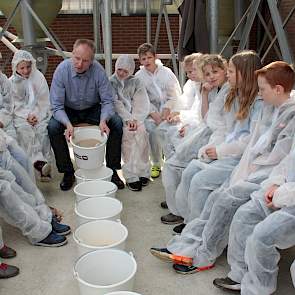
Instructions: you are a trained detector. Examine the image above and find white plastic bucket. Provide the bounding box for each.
[73,219,128,257]
[74,249,137,295]
[105,292,142,295]
[75,197,123,226]
[70,128,107,170]
[75,166,113,184]
[74,180,117,202]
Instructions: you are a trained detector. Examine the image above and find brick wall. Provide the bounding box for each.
[0,14,180,84]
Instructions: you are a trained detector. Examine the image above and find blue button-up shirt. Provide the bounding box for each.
[50,58,115,126]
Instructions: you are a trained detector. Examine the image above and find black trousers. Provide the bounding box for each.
[47,104,123,174]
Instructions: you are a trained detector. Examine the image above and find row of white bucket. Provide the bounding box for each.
[71,128,141,295]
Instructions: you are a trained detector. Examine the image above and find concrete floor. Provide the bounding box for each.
[0,172,295,295]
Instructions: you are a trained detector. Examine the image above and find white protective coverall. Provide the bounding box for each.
[10,50,52,165]
[162,83,229,215]
[157,79,202,159]
[135,60,181,166]
[0,71,15,138]
[0,131,52,243]
[226,137,295,295]
[291,260,295,288]
[110,55,150,183]
[174,96,263,223]
[167,97,295,269]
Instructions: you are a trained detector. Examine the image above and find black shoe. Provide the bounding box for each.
[213,277,241,291]
[160,201,168,209]
[161,213,184,225]
[173,223,186,234]
[139,177,150,186]
[111,170,125,189]
[127,181,142,191]
[173,263,214,274]
[60,172,75,191]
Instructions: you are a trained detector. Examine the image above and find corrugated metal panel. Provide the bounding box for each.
[60,0,179,14]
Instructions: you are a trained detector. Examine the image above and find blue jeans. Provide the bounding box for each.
[47,104,123,173]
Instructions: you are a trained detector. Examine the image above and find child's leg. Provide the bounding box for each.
[0,179,51,244]
[145,119,162,166]
[7,139,35,182]
[185,158,239,223]
[227,193,268,284]
[242,205,295,295]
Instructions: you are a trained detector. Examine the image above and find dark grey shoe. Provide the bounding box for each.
[0,263,19,279]
[161,213,184,225]
[127,181,142,191]
[173,223,186,234]
[160,201,168,209]
[213,277,241,291]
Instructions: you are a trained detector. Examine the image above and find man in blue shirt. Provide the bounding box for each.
[48,39,124,191]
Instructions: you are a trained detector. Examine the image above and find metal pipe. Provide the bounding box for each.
[208,0,219,53]
[23,0,66,59]
[256,11,282,59]
[45,47,174,60]
[266,0,294,64]
[220,3,252,55]
[262,4,295,63]
[234,0,244,40]
[163,5,178,78]
[102,0,112,76]
[1,36,18,53]
[21,0,36,46]
[154,0,164,50]
[0,27,17,41]
[238,0,262,51]
[121,0,129,16]
[146,0,151,43]
[0,0,23,41]
[93,0,101,53]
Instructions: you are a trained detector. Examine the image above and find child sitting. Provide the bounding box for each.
[110,55,150,191]
[135,43,181,178]
[10,50,52,181]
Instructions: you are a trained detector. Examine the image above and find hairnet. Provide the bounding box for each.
[115,54,135,77]
[11,50,36,76]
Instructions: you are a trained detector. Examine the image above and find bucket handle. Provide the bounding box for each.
[129,251,134,258]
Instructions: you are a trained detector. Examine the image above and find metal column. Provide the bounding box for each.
[93,0,101,53]
[101,0,112,76]
[208,0,219,53]
[234,0,244,40]
[146,0,151,43]
[20,0,36,46]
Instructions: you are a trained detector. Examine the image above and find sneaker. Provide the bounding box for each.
[0,263,19,279]
[139,177,150,186]
[173,263,214,274]
[173,223,186,234]
[213,277,241,291]
[151,165,161,178]
[0,245,16,259]
[150,248,193,266]
[34,231,67,247]
[111,170,125,189]
[161,213,184,225]
[160,201,168,209]
[51,216,71,235]
[127,181,142,191]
